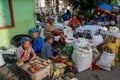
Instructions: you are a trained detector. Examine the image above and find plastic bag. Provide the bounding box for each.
[32,37,43,53]
[65,37,76,46]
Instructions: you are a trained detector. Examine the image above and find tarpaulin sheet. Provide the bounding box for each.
[99,3,112,11]
[75,25,101,35]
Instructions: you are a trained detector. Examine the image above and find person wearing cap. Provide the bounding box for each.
[44,18,66,44]
[16,37,36,65]
[40,35,59,60]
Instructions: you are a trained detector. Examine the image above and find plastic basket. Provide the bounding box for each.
[29,28,41,39]
[29,31,40,39]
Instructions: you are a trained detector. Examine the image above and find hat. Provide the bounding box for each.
[46,35,55,40]
[20,37,32,43]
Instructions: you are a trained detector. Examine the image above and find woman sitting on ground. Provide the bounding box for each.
[68,15,80,31]
[40,35,59,60]
[44,18,66,44]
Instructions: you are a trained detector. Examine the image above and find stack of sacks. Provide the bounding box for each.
[72,38,93,72]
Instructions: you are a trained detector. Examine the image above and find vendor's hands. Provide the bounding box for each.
[52,55,59,59]
[54,50,59,52]
[18,50,28,63]
[16,62,24,67]
[23,50,28,56]
[56,29,64,34]
[59,30,64,34]
[28,53,36,62]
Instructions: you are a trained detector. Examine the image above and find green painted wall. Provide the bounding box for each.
[0,0,35,48]
[0,0,11,27]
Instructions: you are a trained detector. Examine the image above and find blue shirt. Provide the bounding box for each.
[62,13,71,21]
[40,42,53,60]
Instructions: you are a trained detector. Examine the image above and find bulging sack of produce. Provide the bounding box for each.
[96,51,115,71]
[72,47,92,72]
[65,37,76,46]
[64,27,73,37]
[73,38,88,49]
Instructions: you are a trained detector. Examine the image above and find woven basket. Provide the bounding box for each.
[29,31,41,39]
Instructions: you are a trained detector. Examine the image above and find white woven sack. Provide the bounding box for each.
[63,21,69,26]
[73,38,88,49]
[91,35,103,47]
[63,27,73,37]
[100,27,108,31]
[96,51,115,71]
[0,50,5,66]
[72,47,92,72]
[65,37,76,46]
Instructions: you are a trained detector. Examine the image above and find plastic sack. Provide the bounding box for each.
[32,37,43,53]
[96,51,115,71]
[65,37,76,46]
[63,21,69,26]
[63,27,73,37]
[73,38,88,49]
[90,35,103,47]
[72,47,92,72]
[62,46,73,56]
[100,26,108,31]
[0,50,5,66]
